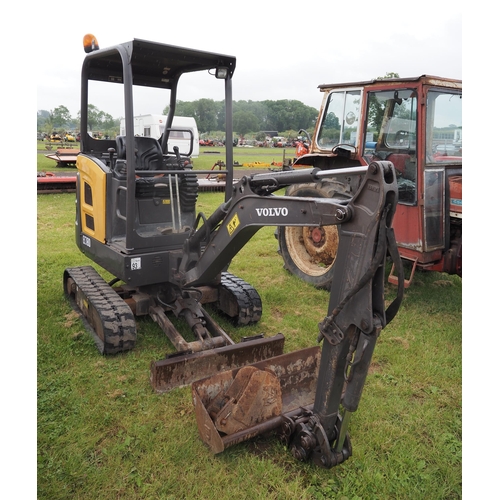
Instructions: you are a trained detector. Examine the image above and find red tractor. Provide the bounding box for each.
[277,75,462,288]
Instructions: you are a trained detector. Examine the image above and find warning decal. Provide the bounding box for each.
[227,213,240,236]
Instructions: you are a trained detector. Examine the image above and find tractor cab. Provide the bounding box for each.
[284,76,462,287]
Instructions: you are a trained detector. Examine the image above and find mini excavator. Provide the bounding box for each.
[64,35,403,468]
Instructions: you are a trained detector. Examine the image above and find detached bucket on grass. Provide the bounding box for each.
[192,346,321,453]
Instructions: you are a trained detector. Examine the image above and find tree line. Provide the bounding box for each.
[37,99,319,139]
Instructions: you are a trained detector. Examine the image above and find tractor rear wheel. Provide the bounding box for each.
[276,181,349,290]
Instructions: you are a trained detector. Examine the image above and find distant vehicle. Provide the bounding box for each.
[272,136,288,147]
[119,114,199,158]
[65,133,76,142]
[435,144,458,154]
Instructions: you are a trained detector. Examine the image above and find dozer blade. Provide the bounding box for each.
[192,346,321,454]
[150,334,285,394]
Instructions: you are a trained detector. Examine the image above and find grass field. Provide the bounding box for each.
[37,142,298,174]
[35,151,462,499]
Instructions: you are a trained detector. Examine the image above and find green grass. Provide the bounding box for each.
[37,168,461,499]
[37,142,297,174]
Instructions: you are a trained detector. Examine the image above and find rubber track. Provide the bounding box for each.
[63,266,137,354]
[219,272,262,325]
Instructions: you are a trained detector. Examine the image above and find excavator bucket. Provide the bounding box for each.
[191,345,320,453]
[151,334,286,393]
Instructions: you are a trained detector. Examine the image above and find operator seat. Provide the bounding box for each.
[115,136,164,173]
[114,135,168,198]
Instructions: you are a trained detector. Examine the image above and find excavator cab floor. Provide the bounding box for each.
[192,345,321,454]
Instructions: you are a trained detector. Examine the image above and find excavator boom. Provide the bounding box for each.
[192,160,404,467]
[151,166,363,391]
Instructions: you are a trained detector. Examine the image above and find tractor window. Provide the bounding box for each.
[425,91,462,165]
[316,90,361,150]
[363,89,418,205]
[424,169,445,249]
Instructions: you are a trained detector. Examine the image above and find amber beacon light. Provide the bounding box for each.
[83,34,99,53]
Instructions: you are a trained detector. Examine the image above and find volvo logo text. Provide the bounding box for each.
[256,207,289,216]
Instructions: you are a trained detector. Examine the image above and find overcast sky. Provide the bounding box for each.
[36,1,462,119]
